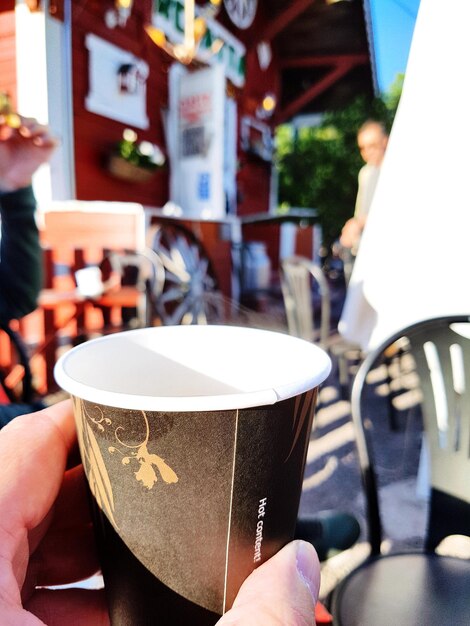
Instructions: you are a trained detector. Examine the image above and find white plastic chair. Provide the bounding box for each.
[280,255,361,398]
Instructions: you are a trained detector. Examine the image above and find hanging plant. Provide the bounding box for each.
[107,128,166,183]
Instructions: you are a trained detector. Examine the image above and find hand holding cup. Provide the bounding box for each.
[54,325,330,625]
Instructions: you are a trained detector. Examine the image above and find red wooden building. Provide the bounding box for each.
[0,0,375,298]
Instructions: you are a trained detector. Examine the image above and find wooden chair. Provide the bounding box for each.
[36,201,164,390]
[0,320,34,404]
[328,315,470,625]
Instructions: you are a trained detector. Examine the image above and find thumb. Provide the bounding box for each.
[217,540,319,626]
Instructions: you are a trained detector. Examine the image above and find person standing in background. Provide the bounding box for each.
[340,120,389,278]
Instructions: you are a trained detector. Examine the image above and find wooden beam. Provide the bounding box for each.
[260,0,314,42]
[275,62,354,125]
[0,1,15,12]
[281,53,369,69]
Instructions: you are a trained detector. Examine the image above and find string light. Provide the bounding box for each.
[146,0,223,65]
[257,93,277,119]
[105,0,134,28]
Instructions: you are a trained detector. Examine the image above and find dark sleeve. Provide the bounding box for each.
[0,186,43,323]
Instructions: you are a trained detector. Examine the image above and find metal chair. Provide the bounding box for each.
[280,256,360,397]
[328,315,470,625]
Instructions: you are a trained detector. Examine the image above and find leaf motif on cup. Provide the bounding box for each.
[110,410,179,490]
[134,443,179,489]
[75,399,179,502]
[73,398,118,529]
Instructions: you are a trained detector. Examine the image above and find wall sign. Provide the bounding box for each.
[85,34,149,129]
[168,64,226,219]
[241,116,273,161]
[152,0,246,87]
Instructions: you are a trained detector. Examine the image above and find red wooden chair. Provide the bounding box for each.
[34,201,164,391]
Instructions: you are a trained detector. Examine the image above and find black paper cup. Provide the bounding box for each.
[54,325,331,625]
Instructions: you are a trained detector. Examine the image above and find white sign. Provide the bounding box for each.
[85,34,149,129]
[168,64,226,219]
[152,0,246,87]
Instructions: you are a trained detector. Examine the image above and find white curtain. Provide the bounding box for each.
[339,0,470,350]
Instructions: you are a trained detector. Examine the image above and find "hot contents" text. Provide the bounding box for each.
[253,497,267,563]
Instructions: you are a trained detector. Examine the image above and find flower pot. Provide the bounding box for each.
[107,155,157,183]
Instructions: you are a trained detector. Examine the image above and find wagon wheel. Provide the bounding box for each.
[149,222,224,325]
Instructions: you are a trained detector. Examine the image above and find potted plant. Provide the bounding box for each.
[107,128,166,183]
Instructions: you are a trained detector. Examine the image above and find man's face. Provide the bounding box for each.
[357,125,388,167]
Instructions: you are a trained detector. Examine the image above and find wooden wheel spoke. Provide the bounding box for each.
[151,223,222,326]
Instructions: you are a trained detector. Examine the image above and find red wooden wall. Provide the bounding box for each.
[0,5,17,108]
[69,0,169,206]
[2,1,284,298]
[0,0,295,222]
[66,0,277,216]
[230,3,280,218]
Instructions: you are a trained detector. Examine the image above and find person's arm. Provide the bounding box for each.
[0,186,42,322]
[0,115,58,324]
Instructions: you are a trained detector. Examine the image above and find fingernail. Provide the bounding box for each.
[296,541,318,601]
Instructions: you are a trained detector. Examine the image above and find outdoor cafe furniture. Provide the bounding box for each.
[37,201,164,390]
[30,202,319,392]
[145,206,320,323]
[328,315,470,625]
[280,255,361,399]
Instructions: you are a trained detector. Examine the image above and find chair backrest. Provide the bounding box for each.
[351,315,470,554]
[280,256,331,348]
[39,200,146,252]
[38,200,164,327]
[38,201,164,291]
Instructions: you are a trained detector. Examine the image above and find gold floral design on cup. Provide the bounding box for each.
[108,409,179,489]
[73,397,178,529]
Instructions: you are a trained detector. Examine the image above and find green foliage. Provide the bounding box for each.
[276,85,401,249]
[116,128,166,170]
[384,73,404,113]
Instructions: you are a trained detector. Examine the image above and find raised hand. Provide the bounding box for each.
[0,114,58,192]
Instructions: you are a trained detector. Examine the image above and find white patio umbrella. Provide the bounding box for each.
[339,0,470,351]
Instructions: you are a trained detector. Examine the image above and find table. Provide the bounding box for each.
[145,207,320,305]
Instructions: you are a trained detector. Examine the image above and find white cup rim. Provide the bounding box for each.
[54,325,331,412]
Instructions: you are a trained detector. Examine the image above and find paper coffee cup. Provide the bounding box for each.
[55,325,331,625]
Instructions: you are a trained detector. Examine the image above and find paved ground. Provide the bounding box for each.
[300,352,426,538]
[300,351,431,598]
[228,277,429,552]
[45,272,470,601]
[238,274,470,599]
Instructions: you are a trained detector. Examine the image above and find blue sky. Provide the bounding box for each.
[369,0,421,92]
